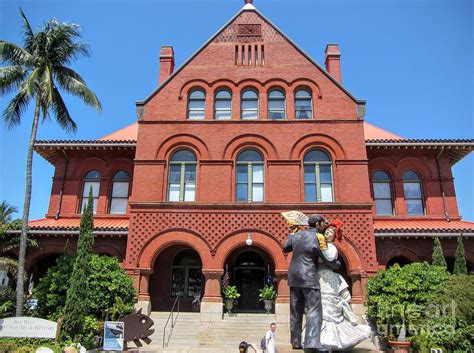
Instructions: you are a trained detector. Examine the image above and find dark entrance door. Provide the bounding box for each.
[234,251,266,312]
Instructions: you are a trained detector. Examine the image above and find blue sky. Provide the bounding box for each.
[0,0,473,221]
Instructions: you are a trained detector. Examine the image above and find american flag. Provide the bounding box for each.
[222,265,229,288]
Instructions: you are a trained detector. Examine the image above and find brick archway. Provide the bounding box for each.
[138,229,212,270]
[213,230,287,271]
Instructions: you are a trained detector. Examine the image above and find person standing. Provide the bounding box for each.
[264,323,277,353]
[283,214,340,352]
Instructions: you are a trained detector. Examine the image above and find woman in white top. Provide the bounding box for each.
[318,220,371,350]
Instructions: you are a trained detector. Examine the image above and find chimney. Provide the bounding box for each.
[159,46,175,85]
[325,44,342,83]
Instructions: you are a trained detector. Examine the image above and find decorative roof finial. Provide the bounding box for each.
[244,0,253,4]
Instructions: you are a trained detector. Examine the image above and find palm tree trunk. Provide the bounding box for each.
[15,99,40,317]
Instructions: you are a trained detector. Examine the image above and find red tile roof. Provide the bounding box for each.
[374,219,474,233]
[363,122,404,140]
[96,122,404,142]
[28,218,129,231]
[99,122,138,141]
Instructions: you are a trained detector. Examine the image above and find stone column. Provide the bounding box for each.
[201,269,224,321]
[349,270,366,317]
[135,268,152,314]
[275,270,290,323]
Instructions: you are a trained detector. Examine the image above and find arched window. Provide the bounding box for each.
[241,89,259,120]
[214,89,232,120]
[187,89,205,119]
[268,89,286,119]
[304,149,333,202]
[372,171,394,215]
[295,89,313,119]
[168,149,197,202]
[80,170,100,213]
[403,170,424,215]
[171,249,202,298]
[236,149,264,202]
[109,170,130,214]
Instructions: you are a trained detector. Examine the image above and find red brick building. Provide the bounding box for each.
[10,0,474,319]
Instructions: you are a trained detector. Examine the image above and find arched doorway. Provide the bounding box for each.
[225,248,275,313]
[387,256,412,268]
[149,246,203,312]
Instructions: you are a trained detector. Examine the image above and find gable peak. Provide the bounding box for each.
[243,0,256,10]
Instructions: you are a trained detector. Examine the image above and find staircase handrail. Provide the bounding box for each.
[162,295,180,348]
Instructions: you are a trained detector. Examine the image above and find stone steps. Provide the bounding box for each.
[135,312,382,352]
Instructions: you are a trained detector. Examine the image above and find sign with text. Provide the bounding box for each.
[103,321,124,351]
[0,317,57,339]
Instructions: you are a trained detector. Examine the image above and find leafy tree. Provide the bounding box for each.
[366,262,451,340]
[0,10,101,316]
[411,275,474,352]
[61,188,95,338]
[453,236,468,275]
[431,237,447,269]
[33,254,73,320]
[34,255,136,321]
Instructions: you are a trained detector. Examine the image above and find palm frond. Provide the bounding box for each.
[0,256,19,278]
[51,87,77,133]
[24,67,41,97]
[0,65,28,96]
[0,201,18,224]
[0,41,33,67]
[19,8,35,52]
[2,86,31,128]
[54,66,102,112]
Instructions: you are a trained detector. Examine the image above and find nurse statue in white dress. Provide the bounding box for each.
[318,219,371,351]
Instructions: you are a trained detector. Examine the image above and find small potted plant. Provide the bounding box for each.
[387,304,411,353]
[258,284,277,314]
[222,285,240,314]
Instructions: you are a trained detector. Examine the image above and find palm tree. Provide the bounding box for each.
[0,10,102,316]
[0,201,18,225]
[0,201,19,279]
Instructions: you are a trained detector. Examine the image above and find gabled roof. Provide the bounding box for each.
[136,3,365,106]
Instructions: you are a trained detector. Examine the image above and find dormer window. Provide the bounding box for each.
[187,89,205,120]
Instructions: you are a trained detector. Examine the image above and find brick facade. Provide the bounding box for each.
[17,2,473,316]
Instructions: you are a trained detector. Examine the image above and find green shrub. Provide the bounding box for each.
[0,338,63,353]
[432,237,447,269]
[366,262,450,340]
[453,236,468,275]
[34,254,136,322]
[410,275,474,352]
[33,254,73,320]
[86,255,136,318]
[0,287,16,318]
[62,188,95,339]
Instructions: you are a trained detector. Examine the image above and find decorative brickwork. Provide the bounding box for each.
[214,12,283,43]
[126,210,377,272]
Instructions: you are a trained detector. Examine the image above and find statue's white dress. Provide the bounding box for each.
[318,244,371,349]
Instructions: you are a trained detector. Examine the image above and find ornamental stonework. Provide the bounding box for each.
[214,12,284,43]
[126,211,377,270]
[237,24,262,37]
